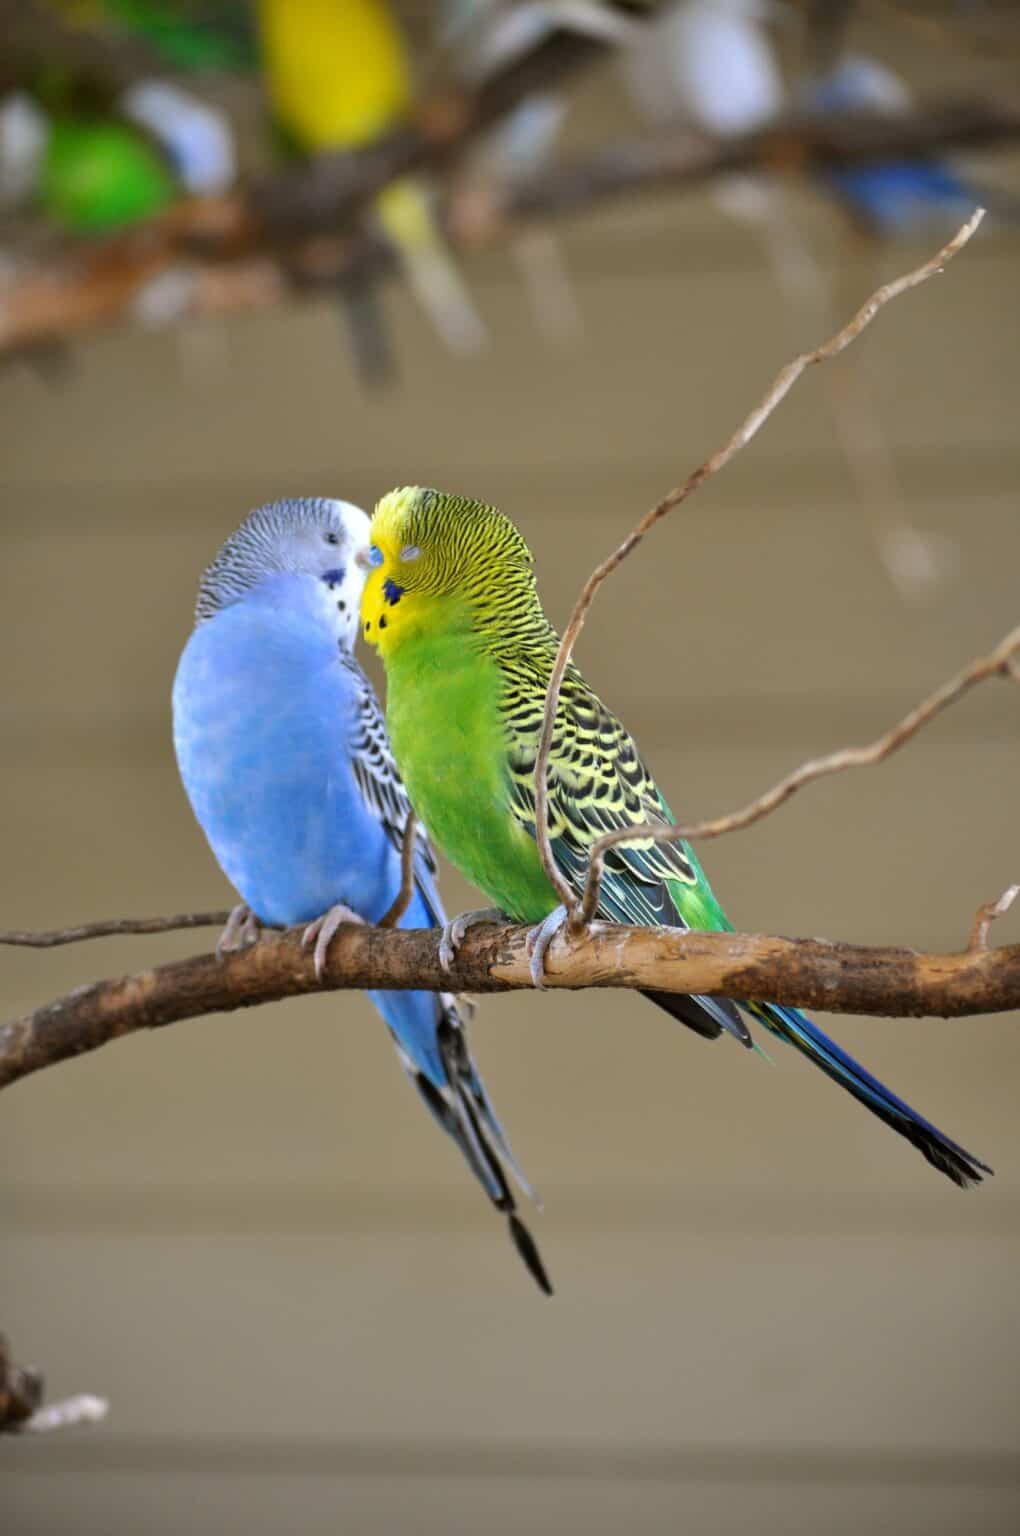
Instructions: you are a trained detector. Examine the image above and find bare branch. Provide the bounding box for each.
[378,812,419,929]
[2,923,1018,1095]
[0,1333,42,1430]
[970,885,1020,953]
[16,1396,109,1435]
[469,103,1020,233]
[0,9,624,357]
[0,1329,107,1435]
[1,0,172,95]
[0,910,234,949]
[577,620,1020,924]
[533,210,987,919]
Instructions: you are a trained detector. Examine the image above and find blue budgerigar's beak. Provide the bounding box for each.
[355,544,384,572]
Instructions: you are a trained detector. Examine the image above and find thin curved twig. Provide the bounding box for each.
[969,884,1020,953]
[0,910,234,948]
[532,209,987,923]
[576,621,1020,924]
[378,812,419,929]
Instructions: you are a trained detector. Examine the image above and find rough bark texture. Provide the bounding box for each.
[2,923,1018,1092]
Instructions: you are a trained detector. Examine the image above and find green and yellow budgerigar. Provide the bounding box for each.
[361,486,990,1189]
[258,0,484,377]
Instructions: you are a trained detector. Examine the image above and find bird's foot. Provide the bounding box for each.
[524,904,572,989]
[438,907,507,973]
[302,903,366,981]
[216,904,261,960]
[524,904,602,989]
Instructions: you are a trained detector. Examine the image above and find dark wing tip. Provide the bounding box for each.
[915,1130,993,1189]
[508,1213,554,1297]
[642,988,753,1047]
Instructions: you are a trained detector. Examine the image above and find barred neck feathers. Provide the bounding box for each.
[363,486,559,664]
[464,555,556,661]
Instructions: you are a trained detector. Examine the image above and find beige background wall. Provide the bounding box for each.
[2,110,1019,1536]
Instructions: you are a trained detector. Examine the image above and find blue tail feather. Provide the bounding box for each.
[749,1002,992,1188]
[381,996,553,1295]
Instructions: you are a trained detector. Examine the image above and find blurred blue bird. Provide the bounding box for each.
[804,54,985,235]
[172,497,550,1294]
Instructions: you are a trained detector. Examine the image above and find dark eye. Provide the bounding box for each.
[324,531,340,546]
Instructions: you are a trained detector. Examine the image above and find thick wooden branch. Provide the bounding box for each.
[2,922,1019,1094]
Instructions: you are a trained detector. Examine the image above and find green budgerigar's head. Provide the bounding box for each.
[361,486,541,659]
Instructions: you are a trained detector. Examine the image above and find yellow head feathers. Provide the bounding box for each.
[360,486,538,658]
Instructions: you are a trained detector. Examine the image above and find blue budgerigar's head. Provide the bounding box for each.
[195,497,370,648]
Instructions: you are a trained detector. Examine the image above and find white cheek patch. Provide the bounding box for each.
[333,499,371,548]
[320,499,372,650]
[330,559,367,650]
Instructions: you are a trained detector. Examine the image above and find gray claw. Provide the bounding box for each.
[302,902,365,981]
[525,904,572,989]
[438,916,466,973]
[438,907,506,973]
[217,904,261,960]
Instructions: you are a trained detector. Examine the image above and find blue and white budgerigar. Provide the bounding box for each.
[172,497,550,1294]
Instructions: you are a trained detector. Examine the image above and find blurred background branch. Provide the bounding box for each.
[2,100,1019,356]
[2,1,1019,362]
[0,1331,107,1434]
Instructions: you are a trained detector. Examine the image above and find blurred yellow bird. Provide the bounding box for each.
[258,0,484,372]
